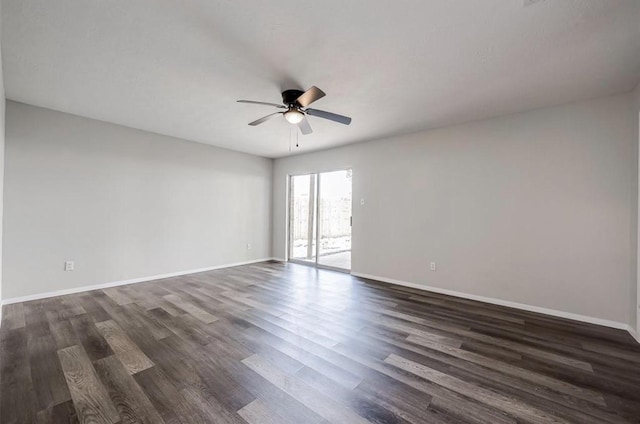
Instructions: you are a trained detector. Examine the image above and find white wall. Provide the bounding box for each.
[0,2,5,304]
[634,82,640,337]
[3,101,272,300]
[273,93,636,326]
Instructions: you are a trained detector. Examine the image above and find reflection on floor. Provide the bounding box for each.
[319,251,351,270]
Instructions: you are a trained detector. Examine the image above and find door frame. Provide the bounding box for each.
[287,168,352,273]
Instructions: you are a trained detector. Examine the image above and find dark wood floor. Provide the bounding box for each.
[2,262,640,424]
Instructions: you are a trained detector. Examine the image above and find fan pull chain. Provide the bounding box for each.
[296,129,299,148]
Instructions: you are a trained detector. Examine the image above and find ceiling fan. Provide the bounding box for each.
[237,86,352,135]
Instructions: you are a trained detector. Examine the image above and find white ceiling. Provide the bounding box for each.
[2,1,640,158]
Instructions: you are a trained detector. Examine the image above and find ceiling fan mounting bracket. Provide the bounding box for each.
[281,89,305,105]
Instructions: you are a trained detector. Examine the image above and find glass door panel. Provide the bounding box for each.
[289,174,317,264]
[317,170,352,270]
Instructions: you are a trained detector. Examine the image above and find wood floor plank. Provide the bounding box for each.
[94,356,165,424]
[2,262,640,423]
[1,328,37,424]
[95,320,155,374]
[354,374,458,424]
[295,365,413,424]
[163,294,218,324]
[238,398,296,424]
[24,300,52,338]
[70,314,114,361]
[242,353,373,424]
[1,303,25,330]
[405,334,606,405]
[179,339,257,412]
[331,341,518,424]
[341,324,622,423]
[179,385,247,424]
[28,333,72,411]
[58,297,88,318]
[147,307,212,347]
[36,400,79,424]
[134,365,209,424]
[377,309,595,372]
[198,339,326,424]
[103,287,135,306]
[57,345,120,424]
[385,353,574,424]
[77,294,113,323]
[242,325,363,390]
[121,303,173,340]
[47,315,81,351]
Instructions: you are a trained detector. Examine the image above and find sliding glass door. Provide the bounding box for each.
[289,170,352,271]
[289,174,317,264]
[317,170,352,269]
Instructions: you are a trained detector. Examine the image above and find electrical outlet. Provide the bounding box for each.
[246,243,252,250]
[430,262,436,271]
[64,261,75,271]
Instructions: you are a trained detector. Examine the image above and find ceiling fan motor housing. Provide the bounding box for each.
[282,89,305,106]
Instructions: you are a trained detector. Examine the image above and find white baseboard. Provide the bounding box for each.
[351,271,631,332]
[629,326,640,343]
[1,258,276,306]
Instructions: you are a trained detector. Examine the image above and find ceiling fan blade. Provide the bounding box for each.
[306,108,352,125]
[248,112,283,126]
[237,100,285,109]
[298,116,313,135]
[295,86,326,107]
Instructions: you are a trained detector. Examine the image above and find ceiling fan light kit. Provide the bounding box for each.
[237,86,352,137]
[284,109,304,124]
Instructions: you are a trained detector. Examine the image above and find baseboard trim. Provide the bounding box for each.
[1,258,276,306]
[351,271,630,331]
[629,326,640,343]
